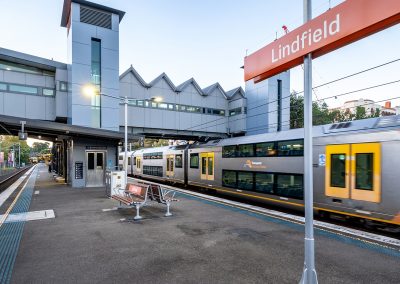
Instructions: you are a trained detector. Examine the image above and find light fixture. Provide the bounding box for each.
[151,96,163,103]
[82,84,97,97]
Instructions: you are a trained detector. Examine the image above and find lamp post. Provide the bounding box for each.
[83,85,129,184]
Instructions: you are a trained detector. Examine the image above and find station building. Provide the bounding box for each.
[0,0,290,187]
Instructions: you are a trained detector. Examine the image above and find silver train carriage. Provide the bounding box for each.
[119,115,400,229]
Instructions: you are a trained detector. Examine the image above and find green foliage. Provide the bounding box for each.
[31,142,51,154]
[0,135,30,165]
[290,93,383,129]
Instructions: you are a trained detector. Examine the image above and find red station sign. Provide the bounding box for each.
[244,0,400,82]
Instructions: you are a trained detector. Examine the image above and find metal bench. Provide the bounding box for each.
[147,184,178,217]
[111,183,149,220]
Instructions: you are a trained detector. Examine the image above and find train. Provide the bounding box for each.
[119,115,400,232]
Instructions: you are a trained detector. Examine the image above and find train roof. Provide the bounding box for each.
[196,115,400,147]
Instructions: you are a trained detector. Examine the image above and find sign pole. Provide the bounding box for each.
[300,0,318,283]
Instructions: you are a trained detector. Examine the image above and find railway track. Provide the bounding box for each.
[0,166,32,194]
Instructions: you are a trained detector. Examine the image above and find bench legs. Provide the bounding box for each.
[134,204,143,220]
[165,201,172,217]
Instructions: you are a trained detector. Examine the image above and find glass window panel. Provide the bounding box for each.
[278,140,304,156]
[222,145,236,158]
[0,83,7,91]
[208,157,213,175]
[180,105,186,111]
[190,154,199,168]
[276,174,303,199]
[238,172,253,191]
[96,153,103,169]
[222,170,236,188]
[0,59,54,76]
[175,154,182,168]
[238,144,254,157]
[167,158,170,171]
[220,110,225,116]
[168,104,174,110]
[9,84,37,94]
[128,157,131,165]
[255,142,276,157]
[133,157,136,165]
[355,153,373,190]
[331,154,346,188]
[158,103,168,109]
[145,101,150,107]
[201,157,207,174]
[137,100,144,107]
[43,88,55,96]
[255,173,274,194]
[151,102,157,108]
[91,39,101,62]
[88,153,94,170]
[59,81,67,91]
[128,99,136,106]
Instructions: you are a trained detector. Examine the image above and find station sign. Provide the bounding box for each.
[244,0,400,82]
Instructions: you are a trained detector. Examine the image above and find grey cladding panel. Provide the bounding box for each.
[80,6,112,29]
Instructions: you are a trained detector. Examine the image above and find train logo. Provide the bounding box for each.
[243,160,266,169]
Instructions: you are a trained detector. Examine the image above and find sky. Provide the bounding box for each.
[1,0,399,109]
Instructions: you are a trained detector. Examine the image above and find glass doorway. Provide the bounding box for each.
[86,151,105,187]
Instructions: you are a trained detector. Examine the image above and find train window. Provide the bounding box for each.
[128,157,131,166]
[222,145,236,158]
[208,156,213,176]
[276,174,303,199]
[201,157,207,174]
[330,154,346,188]
[133,157,136,165]
[238,172,254,191]
[222,170,237,188]
[190,153,199,168]
[355,153,373,190]
[255,142,277,157]
[277,140,304,156]
[255,173,274,194]
[118,155,123,160]
[237,144,254,157]
[175,154,182,168]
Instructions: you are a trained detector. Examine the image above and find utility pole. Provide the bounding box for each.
[300,0,318,283]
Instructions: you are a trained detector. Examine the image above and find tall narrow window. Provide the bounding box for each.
[277,79,282,132]
[91,38,101,128]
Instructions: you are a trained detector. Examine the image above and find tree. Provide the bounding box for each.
[0,136,30,166]
[290,92,304,129]
[354,106,367,120]
[31,142,51,154]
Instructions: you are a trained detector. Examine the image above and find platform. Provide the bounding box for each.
[0,163,399,283]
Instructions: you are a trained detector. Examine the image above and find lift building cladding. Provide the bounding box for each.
[272,14,340,64]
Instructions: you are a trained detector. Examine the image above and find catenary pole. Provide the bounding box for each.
[124,96,128,184]
[300,0,318,283]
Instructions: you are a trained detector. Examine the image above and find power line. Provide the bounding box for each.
[192,83,400,132]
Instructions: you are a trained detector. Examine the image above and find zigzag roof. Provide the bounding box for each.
[119,66,245,100]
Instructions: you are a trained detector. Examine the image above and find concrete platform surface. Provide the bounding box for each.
[8,164,400,283]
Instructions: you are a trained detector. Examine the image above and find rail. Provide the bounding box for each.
[0,166,33,192]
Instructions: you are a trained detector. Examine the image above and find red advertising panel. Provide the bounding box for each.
[244,0,400,82]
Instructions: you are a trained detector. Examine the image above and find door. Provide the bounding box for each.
[86,151,105,187]
[166,155,174,177]
[136,157,141,173]
[200,152,214,181]
[350,143,381,202]
[325,143,381,203]
[325,145,350,198]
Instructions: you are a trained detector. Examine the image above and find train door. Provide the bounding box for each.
[166,154,174,177]
[136,157,141,173]
[325,143,381,202]
[200,152,214,181]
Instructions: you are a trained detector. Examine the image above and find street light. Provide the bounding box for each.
[83,84,129,184]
